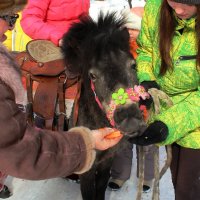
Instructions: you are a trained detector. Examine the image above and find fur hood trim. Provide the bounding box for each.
[68,126,96,174]
[121,8,142,30]
[0,43,27,105]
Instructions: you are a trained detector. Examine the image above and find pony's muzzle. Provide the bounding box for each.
[113,103,147,136]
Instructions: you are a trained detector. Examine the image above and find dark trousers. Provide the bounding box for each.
[111,143,156,181]
[170,144,200,200]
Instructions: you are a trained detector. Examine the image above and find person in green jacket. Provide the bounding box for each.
[129,0,200,199]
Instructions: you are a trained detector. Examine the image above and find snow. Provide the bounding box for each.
[5,147,174,200]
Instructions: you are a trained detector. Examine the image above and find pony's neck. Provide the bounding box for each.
[77,85,111,129]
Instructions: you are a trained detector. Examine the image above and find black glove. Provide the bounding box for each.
[129,121,168,146]
[140,81,160,91]
[139,81,160,109]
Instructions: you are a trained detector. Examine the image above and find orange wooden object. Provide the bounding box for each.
[130,39,138,59]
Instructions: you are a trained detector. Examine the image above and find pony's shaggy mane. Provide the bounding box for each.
[62,12,130,75]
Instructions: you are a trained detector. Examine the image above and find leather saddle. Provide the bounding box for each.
[15,40,78,131]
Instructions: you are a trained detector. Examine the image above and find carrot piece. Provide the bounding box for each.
[105,130,122,139]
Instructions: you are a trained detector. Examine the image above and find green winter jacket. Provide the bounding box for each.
[136,0,200,149]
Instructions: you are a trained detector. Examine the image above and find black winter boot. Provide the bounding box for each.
[0,186,12,199]
[64,174,80,184]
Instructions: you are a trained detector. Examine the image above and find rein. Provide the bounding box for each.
[90,80,104,110]
[91,81,150,126]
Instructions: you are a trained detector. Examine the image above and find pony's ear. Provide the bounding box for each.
[61,14,94,54]
[124,27,130,36]
[115,27,130,53]
[61,27,82,63]
[61,34,82,75]
[121,27,130,42]
[61,14,95,74]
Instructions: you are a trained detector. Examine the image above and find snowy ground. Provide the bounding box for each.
[5,1,175,200]
[5,146,174,200]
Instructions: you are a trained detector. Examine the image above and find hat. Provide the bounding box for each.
[0,0,27,15]
[121,8,142,30]
[174,0,200,4]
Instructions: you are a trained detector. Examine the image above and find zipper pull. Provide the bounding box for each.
[179,55,197,60]
[175,55,197,65]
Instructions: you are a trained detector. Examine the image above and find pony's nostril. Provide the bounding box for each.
[113,107,128,124]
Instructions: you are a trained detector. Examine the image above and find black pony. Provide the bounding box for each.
[61,12,147,200]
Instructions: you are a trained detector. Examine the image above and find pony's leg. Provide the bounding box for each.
[79,167,96,200]
[95,159,113,200]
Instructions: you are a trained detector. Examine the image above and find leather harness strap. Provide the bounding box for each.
[57,74,67,131]
[25,73,34,124]
[72,77,82,127]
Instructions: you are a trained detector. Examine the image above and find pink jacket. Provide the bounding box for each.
[21,0,90,46]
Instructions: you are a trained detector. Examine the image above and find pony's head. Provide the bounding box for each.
[62,12,147,137]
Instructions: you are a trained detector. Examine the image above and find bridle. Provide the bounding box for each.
[91,81,150,126]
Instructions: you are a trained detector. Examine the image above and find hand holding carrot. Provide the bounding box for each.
[92,128,123,151]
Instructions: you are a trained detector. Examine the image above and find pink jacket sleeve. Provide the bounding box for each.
[20,0,64,45]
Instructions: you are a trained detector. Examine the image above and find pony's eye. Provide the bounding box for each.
[131,63,136,70]
[89,72,97,82]
[129,59,136,70]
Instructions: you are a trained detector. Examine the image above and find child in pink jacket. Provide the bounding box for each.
[21,0,90,46]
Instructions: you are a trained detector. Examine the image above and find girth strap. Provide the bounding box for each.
[57,74,67,131]
[25,73,34,125]
[72,78,82,127]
